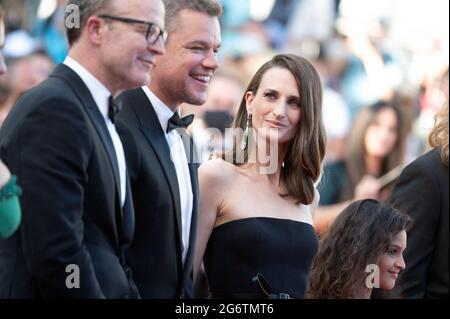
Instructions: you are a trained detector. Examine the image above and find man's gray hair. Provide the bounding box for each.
[65,0,113,47]
[163,0,223,33]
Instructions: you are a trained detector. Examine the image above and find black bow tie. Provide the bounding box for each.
[167,113,194,133]
[108,96,121,124]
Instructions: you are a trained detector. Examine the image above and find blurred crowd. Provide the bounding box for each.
[0,0,448,205]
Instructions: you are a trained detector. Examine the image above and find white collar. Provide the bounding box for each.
[141,86,178,133]
[63,56,112,123]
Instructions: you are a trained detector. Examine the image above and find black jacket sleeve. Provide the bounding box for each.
[16,97,104,298]
[388,152,443,298]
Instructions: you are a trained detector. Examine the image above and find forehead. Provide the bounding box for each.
[173,10,221,45]
[113,0,165,25]
[390,230,407,248]
[258,67,299,96]
[373,107,398,125]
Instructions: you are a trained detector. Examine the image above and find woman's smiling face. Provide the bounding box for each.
[246,67,302,145]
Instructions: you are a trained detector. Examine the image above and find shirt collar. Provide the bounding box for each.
[63,56,112,123]
[142,86,178,133]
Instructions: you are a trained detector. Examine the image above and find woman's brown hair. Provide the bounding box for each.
[222,54,326,205]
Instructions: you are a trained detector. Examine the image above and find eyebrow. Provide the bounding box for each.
[186,40,221,49]
[264,89,300,99]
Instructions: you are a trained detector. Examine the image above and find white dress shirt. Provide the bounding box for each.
[142,86,194,265]
[63,57,127,207]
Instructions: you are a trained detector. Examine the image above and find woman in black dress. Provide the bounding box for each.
[194,54,326,298]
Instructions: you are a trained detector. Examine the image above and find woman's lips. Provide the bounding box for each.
[265,119,287,128]
[389,271,399,279]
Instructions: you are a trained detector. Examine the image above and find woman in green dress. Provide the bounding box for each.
[0,6,22,240]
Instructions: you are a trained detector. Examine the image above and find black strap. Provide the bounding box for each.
[252,273,291,299]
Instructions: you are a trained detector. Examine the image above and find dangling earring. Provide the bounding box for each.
[240,114,252,151]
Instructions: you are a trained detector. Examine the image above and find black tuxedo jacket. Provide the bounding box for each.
[0,64,138,298]
[388,149,449,298]
[116,88,199,299]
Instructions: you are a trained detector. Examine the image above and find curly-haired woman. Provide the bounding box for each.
[308,199,410,299]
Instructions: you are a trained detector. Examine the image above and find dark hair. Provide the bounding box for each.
[65,0,113,46]
[308,199,411,299]
[223,54,326,205]
[163,0,223,34]
[345,100,405,197]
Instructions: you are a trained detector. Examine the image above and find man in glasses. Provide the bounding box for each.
[0,0,165,298]
[116,0,222,299]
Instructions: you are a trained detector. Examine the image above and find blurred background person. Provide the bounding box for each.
[0,50,54,127]
[33,0,67,63]
[386,104,448,299]
[283,0,336,49]
[183,71,244,162]
[315,100,406,235]
[313,42,351,164]
[308,199,410,299]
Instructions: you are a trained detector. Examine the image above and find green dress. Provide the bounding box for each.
[0,176,22,239]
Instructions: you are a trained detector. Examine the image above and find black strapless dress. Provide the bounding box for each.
[203,217,319,299]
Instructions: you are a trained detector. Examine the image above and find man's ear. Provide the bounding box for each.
[85,16,104,45]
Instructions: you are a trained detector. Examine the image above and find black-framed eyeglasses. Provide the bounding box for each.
[99,15,167,45]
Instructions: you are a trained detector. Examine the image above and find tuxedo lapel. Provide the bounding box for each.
[129,89,184,255]
[121,172,135,245]
[179,129,199,286]
[51,65,123,219]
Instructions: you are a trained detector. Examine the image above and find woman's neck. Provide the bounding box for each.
[247,136,287,187]
[365,154,383,177]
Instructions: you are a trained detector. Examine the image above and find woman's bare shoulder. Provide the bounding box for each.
[199,158,238,187]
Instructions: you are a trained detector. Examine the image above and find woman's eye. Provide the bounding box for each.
[289,99,301,108]
[263,92,276,99]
